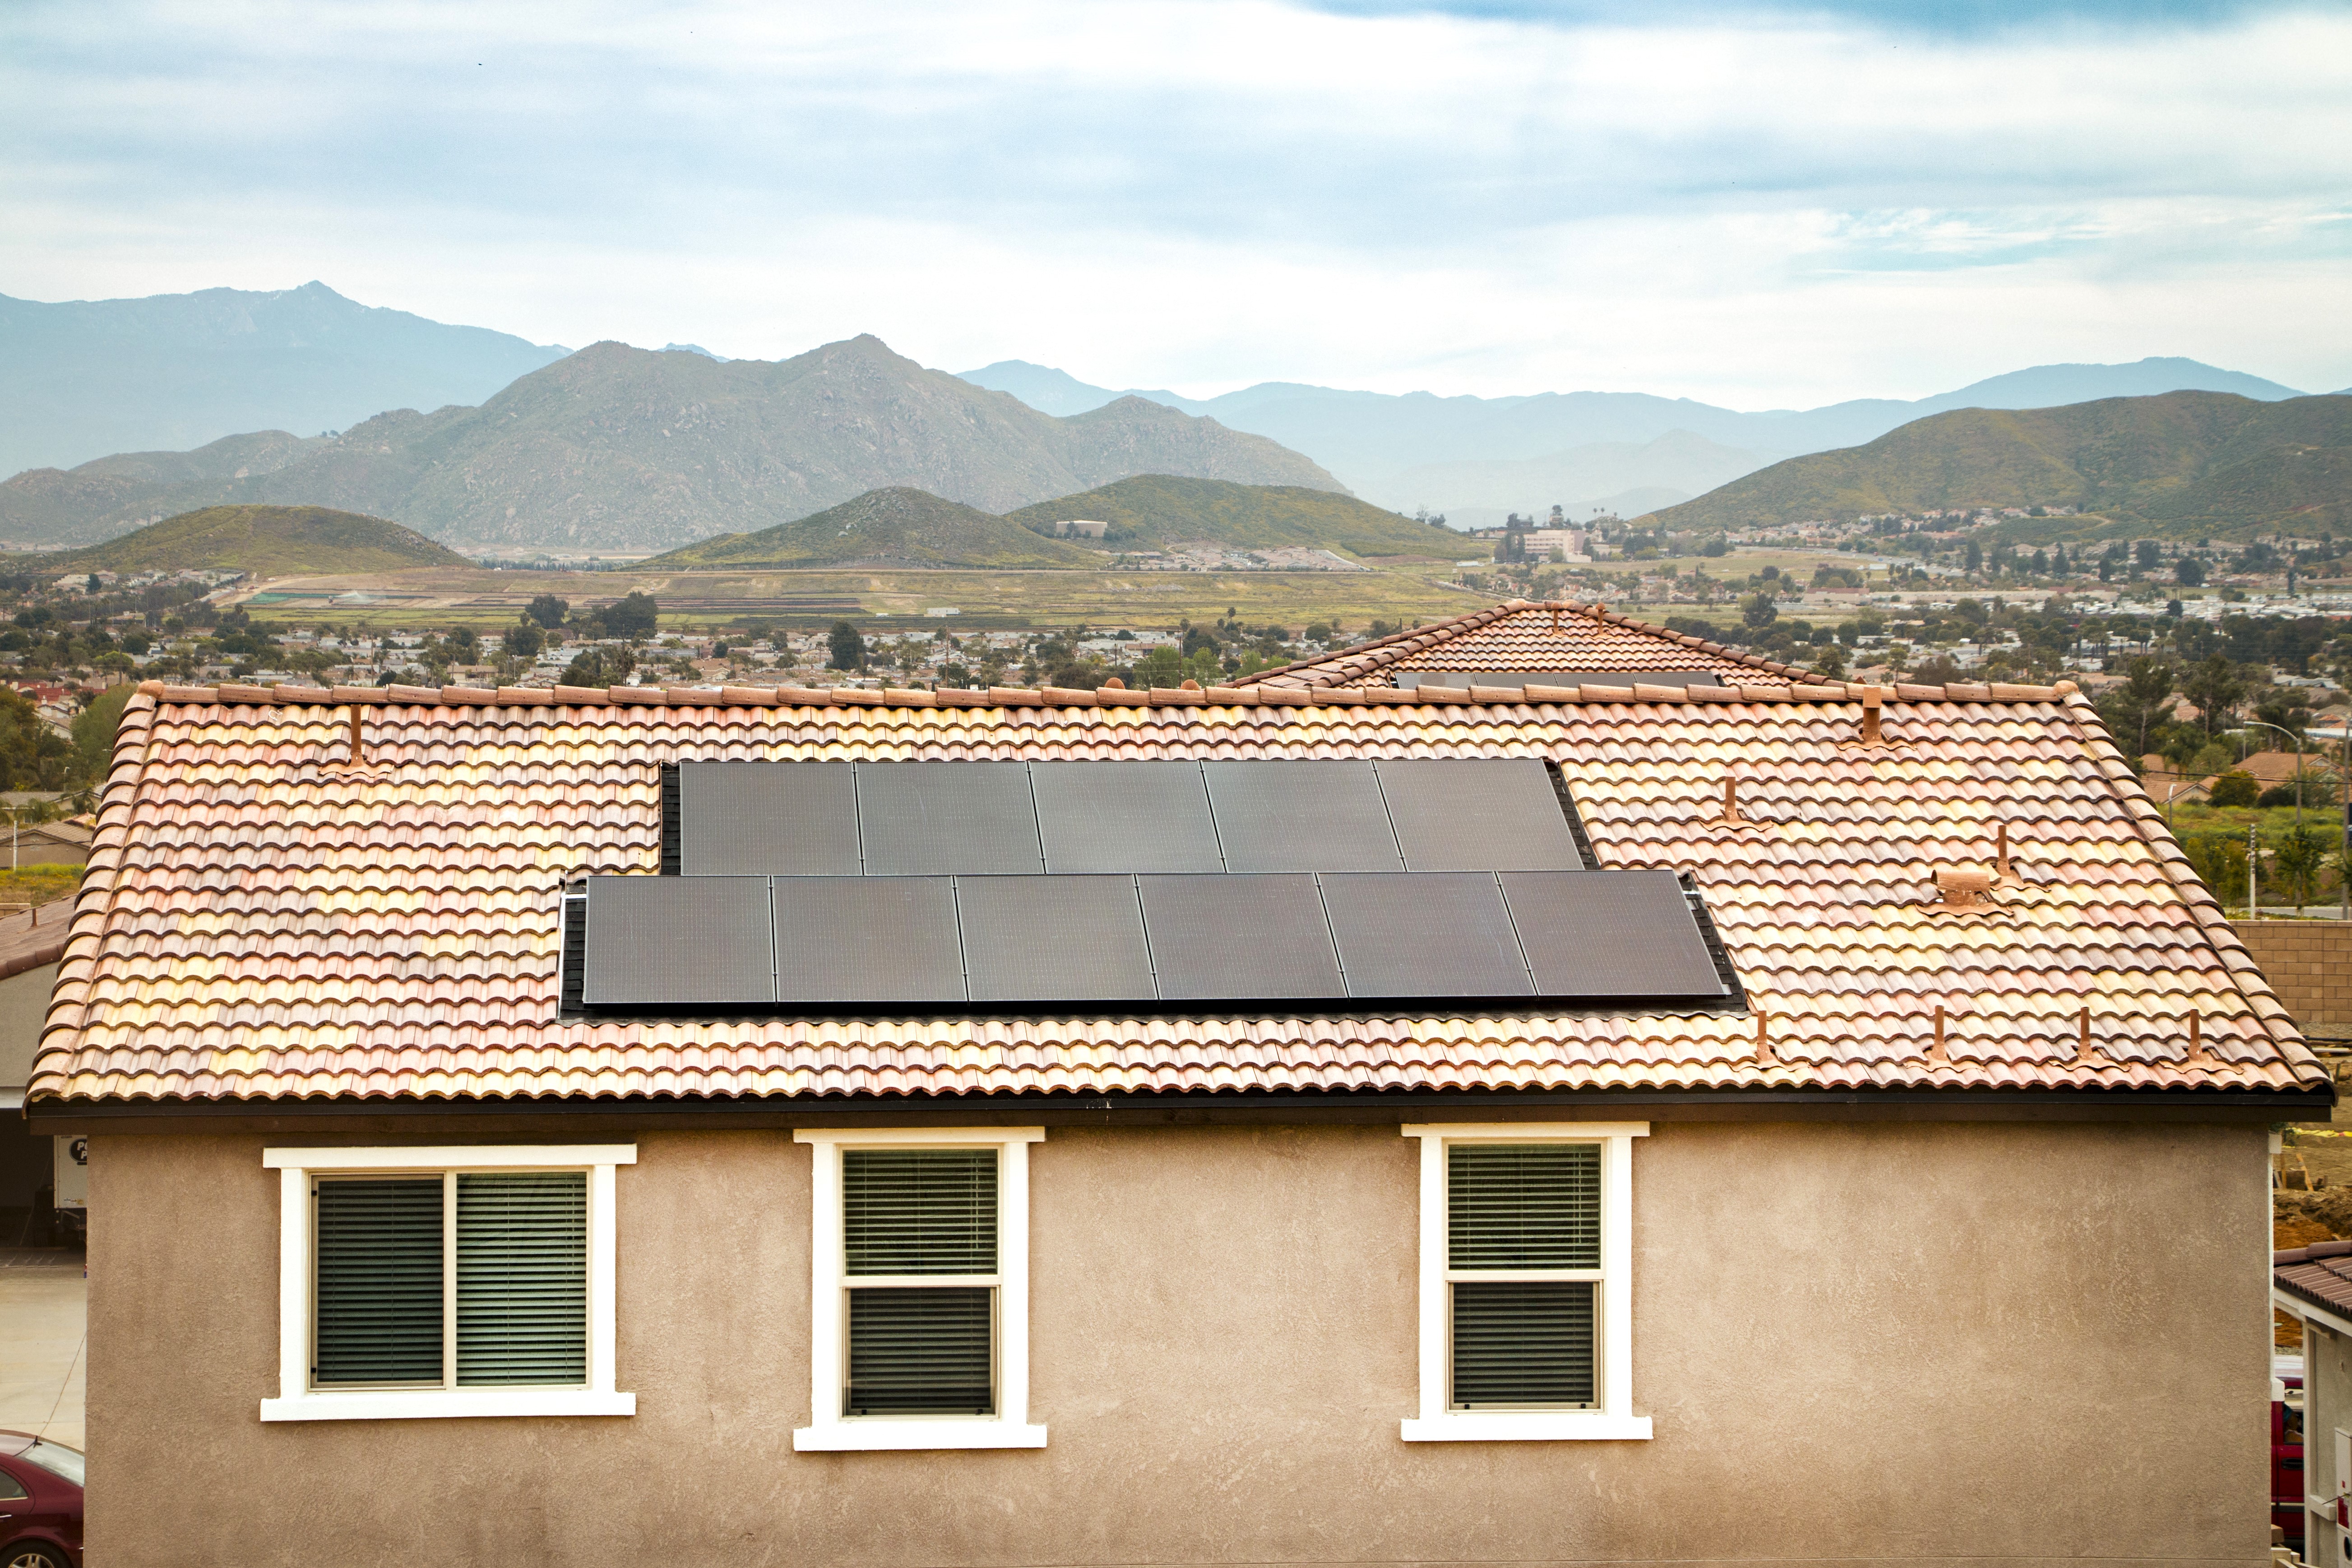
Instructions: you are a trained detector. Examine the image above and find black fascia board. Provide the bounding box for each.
[28,1081,2332,1134]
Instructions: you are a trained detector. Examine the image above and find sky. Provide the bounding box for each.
[3,0,2348,407]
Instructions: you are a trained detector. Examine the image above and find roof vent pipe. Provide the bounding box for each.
[1859,685,1885,746]
[1930,1004,1949,1063]
[2075,1006,2097,1066]
[1995,822,2012,882]
[1754,1009,1773,1065]
[346,705,366,766]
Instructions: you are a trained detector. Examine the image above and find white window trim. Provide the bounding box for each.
[1399,1122,1652,1443]
[792,1126,1047,1452]
[259,1144,637,1423]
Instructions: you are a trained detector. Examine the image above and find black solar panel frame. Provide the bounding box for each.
[1200,760,1403,874]
[1136,873,1347,1003]
[1320,872,1535,1000]
[579,876,776,1008]
[953,874,1159,1004]
[770,876,968,1006]
[854,762,1044,877]
[1373,759,1583,873]
[1028,761,1225,874]
[1499,870,1729,1002]
[1543,763,1598,870]
[659,764,681,875]
[676,760,861,877]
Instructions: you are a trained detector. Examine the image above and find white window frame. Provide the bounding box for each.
[259,1144,637,1422]
[793,1126,1047,1452]
[1400,1122,1652,1442]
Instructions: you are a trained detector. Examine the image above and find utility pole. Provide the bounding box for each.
[2248,821,2259,920]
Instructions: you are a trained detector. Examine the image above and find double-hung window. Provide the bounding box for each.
[260,1145,636,1421]
[1401,1123,1651,1441]
[794,1127,1046,1451]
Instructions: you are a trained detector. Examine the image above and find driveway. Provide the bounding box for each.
[0,1250,83,1449]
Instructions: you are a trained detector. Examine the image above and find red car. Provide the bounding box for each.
[0,1431,81,1568]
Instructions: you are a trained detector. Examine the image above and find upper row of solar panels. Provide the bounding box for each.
[674,759,1583,878]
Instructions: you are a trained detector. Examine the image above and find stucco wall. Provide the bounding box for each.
[87,1119,2269,1567]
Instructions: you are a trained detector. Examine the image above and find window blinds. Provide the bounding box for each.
[314,1177,445,1387]
[456,1172,588,1387]
[312,1170,589,1391]
[843,1148,998,1415]
[1447,1144,1601,1410]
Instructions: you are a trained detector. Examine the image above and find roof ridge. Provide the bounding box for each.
[1251,599,1805,689]
[2056,686,2324,1084]
[130,675,2081,713]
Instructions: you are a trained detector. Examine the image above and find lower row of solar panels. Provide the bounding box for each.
[575,868,1730,1011]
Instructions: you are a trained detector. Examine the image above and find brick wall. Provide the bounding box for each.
[2232,920,2352,1041]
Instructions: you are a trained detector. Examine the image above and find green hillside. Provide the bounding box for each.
[40,504,468,575]
[1641,391,2352,540]
[1001,474,1457,557]
[649,487,1098,569]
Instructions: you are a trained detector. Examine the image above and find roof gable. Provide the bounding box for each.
[1257,599,1803,690]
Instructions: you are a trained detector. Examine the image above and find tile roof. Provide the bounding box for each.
[25,671,2329,1108]
[2276,1241,2352,1320]
[1256,600,1803,689]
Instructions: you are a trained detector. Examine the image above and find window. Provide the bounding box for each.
[794,1127,1046,1451]
[1400,1123,1651,1441]
[260,1145,636,1422]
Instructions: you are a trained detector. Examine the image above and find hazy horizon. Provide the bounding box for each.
[5,0,2347,406]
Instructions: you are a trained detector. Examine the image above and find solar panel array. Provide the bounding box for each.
[580,869,1727,1012]
[577,759,1732,1013]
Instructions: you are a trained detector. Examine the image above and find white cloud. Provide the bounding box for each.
[0,0,2345,402]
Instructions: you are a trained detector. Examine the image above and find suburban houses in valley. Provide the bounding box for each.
[25,600,2330,1563]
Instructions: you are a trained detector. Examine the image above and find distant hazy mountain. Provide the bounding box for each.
[0,282,569,475]
[1,336,1345,554]
[956,356,2308,522]
[1373,430,1772,529]
[1645,392,2352,539]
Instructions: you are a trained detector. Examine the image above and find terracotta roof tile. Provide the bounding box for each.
[1257,599,1804,689]
[23,675,2326,1106]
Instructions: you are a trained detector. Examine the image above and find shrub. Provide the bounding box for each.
[2207,770,2260,807]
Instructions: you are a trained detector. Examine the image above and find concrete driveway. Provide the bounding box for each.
[0,1250,84,1450]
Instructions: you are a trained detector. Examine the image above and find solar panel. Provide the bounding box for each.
[1028,761,1224,874]
[855,763,1043,876]
[1499,870,1728,1000]
[579,876,774,1007]
[676,762,860,876]
[1373,759,1583,873]
[953,874,1158,1004]
[770,876,967,1004]
[1200,761,1403,873]
[1320,872,1533,999]
[1136,874,1346,1001]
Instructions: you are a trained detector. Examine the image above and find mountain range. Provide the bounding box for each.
[957,356,2311,527]
[1644,391,2352,540]
[0,282,567,476]
[0,337,1343,554]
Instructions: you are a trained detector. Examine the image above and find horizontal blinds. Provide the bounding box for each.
[846,1287,995,1415]
[314,1177,444,1387]
[1451,1281,1596,1409]
[1448,1143,1600,1270]
[456,1171,588,1387]
[844,1149,997,1275]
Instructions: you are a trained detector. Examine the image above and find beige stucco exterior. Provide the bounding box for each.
[87,1117,2269,1567]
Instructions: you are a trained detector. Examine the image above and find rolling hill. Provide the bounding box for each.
[0,430,325,547]
[0,337,1345,555]
[0,282,567,475]
[648,488,1100,569]
[1638,392,2352,540]
[37,504,469,576]
[1000,475,1459,556]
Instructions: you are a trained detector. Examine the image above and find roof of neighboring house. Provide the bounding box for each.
[1254,600,1805,689]
[13,820,92,849]
[24,670,2329,1107]
[2276,1241,2352,1321]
